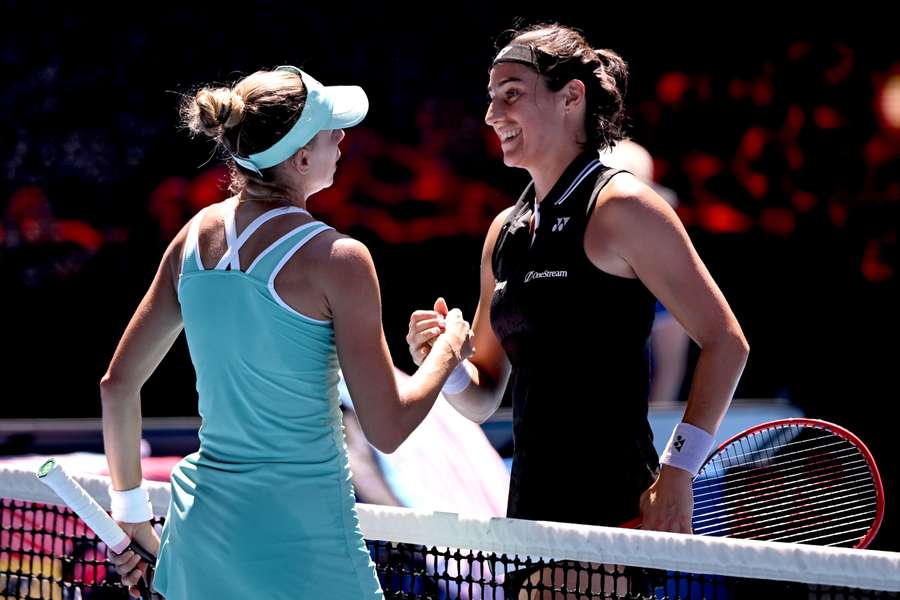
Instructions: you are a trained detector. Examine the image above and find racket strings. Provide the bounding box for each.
[702,437,848,475]
[694,476,875,519]
[695,489,876,544]
[707,430,836,466]
[694,455,870,503]
[695,490,877,534]
[696,429,867,497]
[690,424,879,548]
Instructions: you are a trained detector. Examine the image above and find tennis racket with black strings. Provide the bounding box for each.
[35,458,163,599]
[621,418,884,548]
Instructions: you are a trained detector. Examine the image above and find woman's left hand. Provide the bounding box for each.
[638,466,694,534]
[107,520,160,598]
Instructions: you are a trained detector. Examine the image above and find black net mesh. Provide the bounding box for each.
[3,496,897,600]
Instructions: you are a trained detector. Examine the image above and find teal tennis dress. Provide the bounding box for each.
[153,201,383,599]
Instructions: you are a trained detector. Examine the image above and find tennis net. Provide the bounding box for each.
[2,464,898,599]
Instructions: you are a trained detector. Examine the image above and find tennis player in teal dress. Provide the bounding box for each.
[101,65,473,599]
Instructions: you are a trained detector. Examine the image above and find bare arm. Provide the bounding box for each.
[593,176,748,435]
[326,236,472,453]
[100,225,188,595]
[406,208,512,423]
[588,174,749,532]
[100,227,186,493]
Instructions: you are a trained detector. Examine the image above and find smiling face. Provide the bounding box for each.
[485,62,575,172]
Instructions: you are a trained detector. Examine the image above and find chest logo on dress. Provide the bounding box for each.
[551,217,571,232]
[495,280,507,291]
[523,270,568,283]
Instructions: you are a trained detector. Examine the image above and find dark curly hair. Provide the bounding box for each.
[495,23,628,152]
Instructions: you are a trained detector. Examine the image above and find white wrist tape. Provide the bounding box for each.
[660,422,715,476]
[108,483,153,523]
[442,360,472,395]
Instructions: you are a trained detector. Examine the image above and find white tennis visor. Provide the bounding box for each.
[232,65,368,175]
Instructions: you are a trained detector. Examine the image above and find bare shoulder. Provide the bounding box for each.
[592,172,679,234]
[595,171,660,212]
[166,200,226,260]
[307,230,377,293]
[318,230,373,267]
[194,198,236,237]
[585,172,685,277]
[491,205,517,228]
[161,216,197,289]
[258,210,334,268]
[484,205,516,254]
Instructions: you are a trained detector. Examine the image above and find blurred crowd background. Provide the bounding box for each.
[1,4,897,544]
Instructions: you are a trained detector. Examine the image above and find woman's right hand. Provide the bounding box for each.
[406,297,449,366]
[434,306,475,365]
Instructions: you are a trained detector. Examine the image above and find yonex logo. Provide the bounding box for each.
[523,270,567,283]
[674,435,686,452]
[551,217,570,232]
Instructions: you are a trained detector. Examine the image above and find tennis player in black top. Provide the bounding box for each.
[407,23,749,534]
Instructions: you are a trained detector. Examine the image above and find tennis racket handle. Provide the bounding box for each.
[37,459,133,553]
[127,540,157,564]
[117,540,160,599]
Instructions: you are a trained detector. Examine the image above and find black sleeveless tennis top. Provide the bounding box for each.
[490,151,660,527]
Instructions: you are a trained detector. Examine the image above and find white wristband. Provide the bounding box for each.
[108,483,153,523]
[660,422,715,476]
[442,360,472,395]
